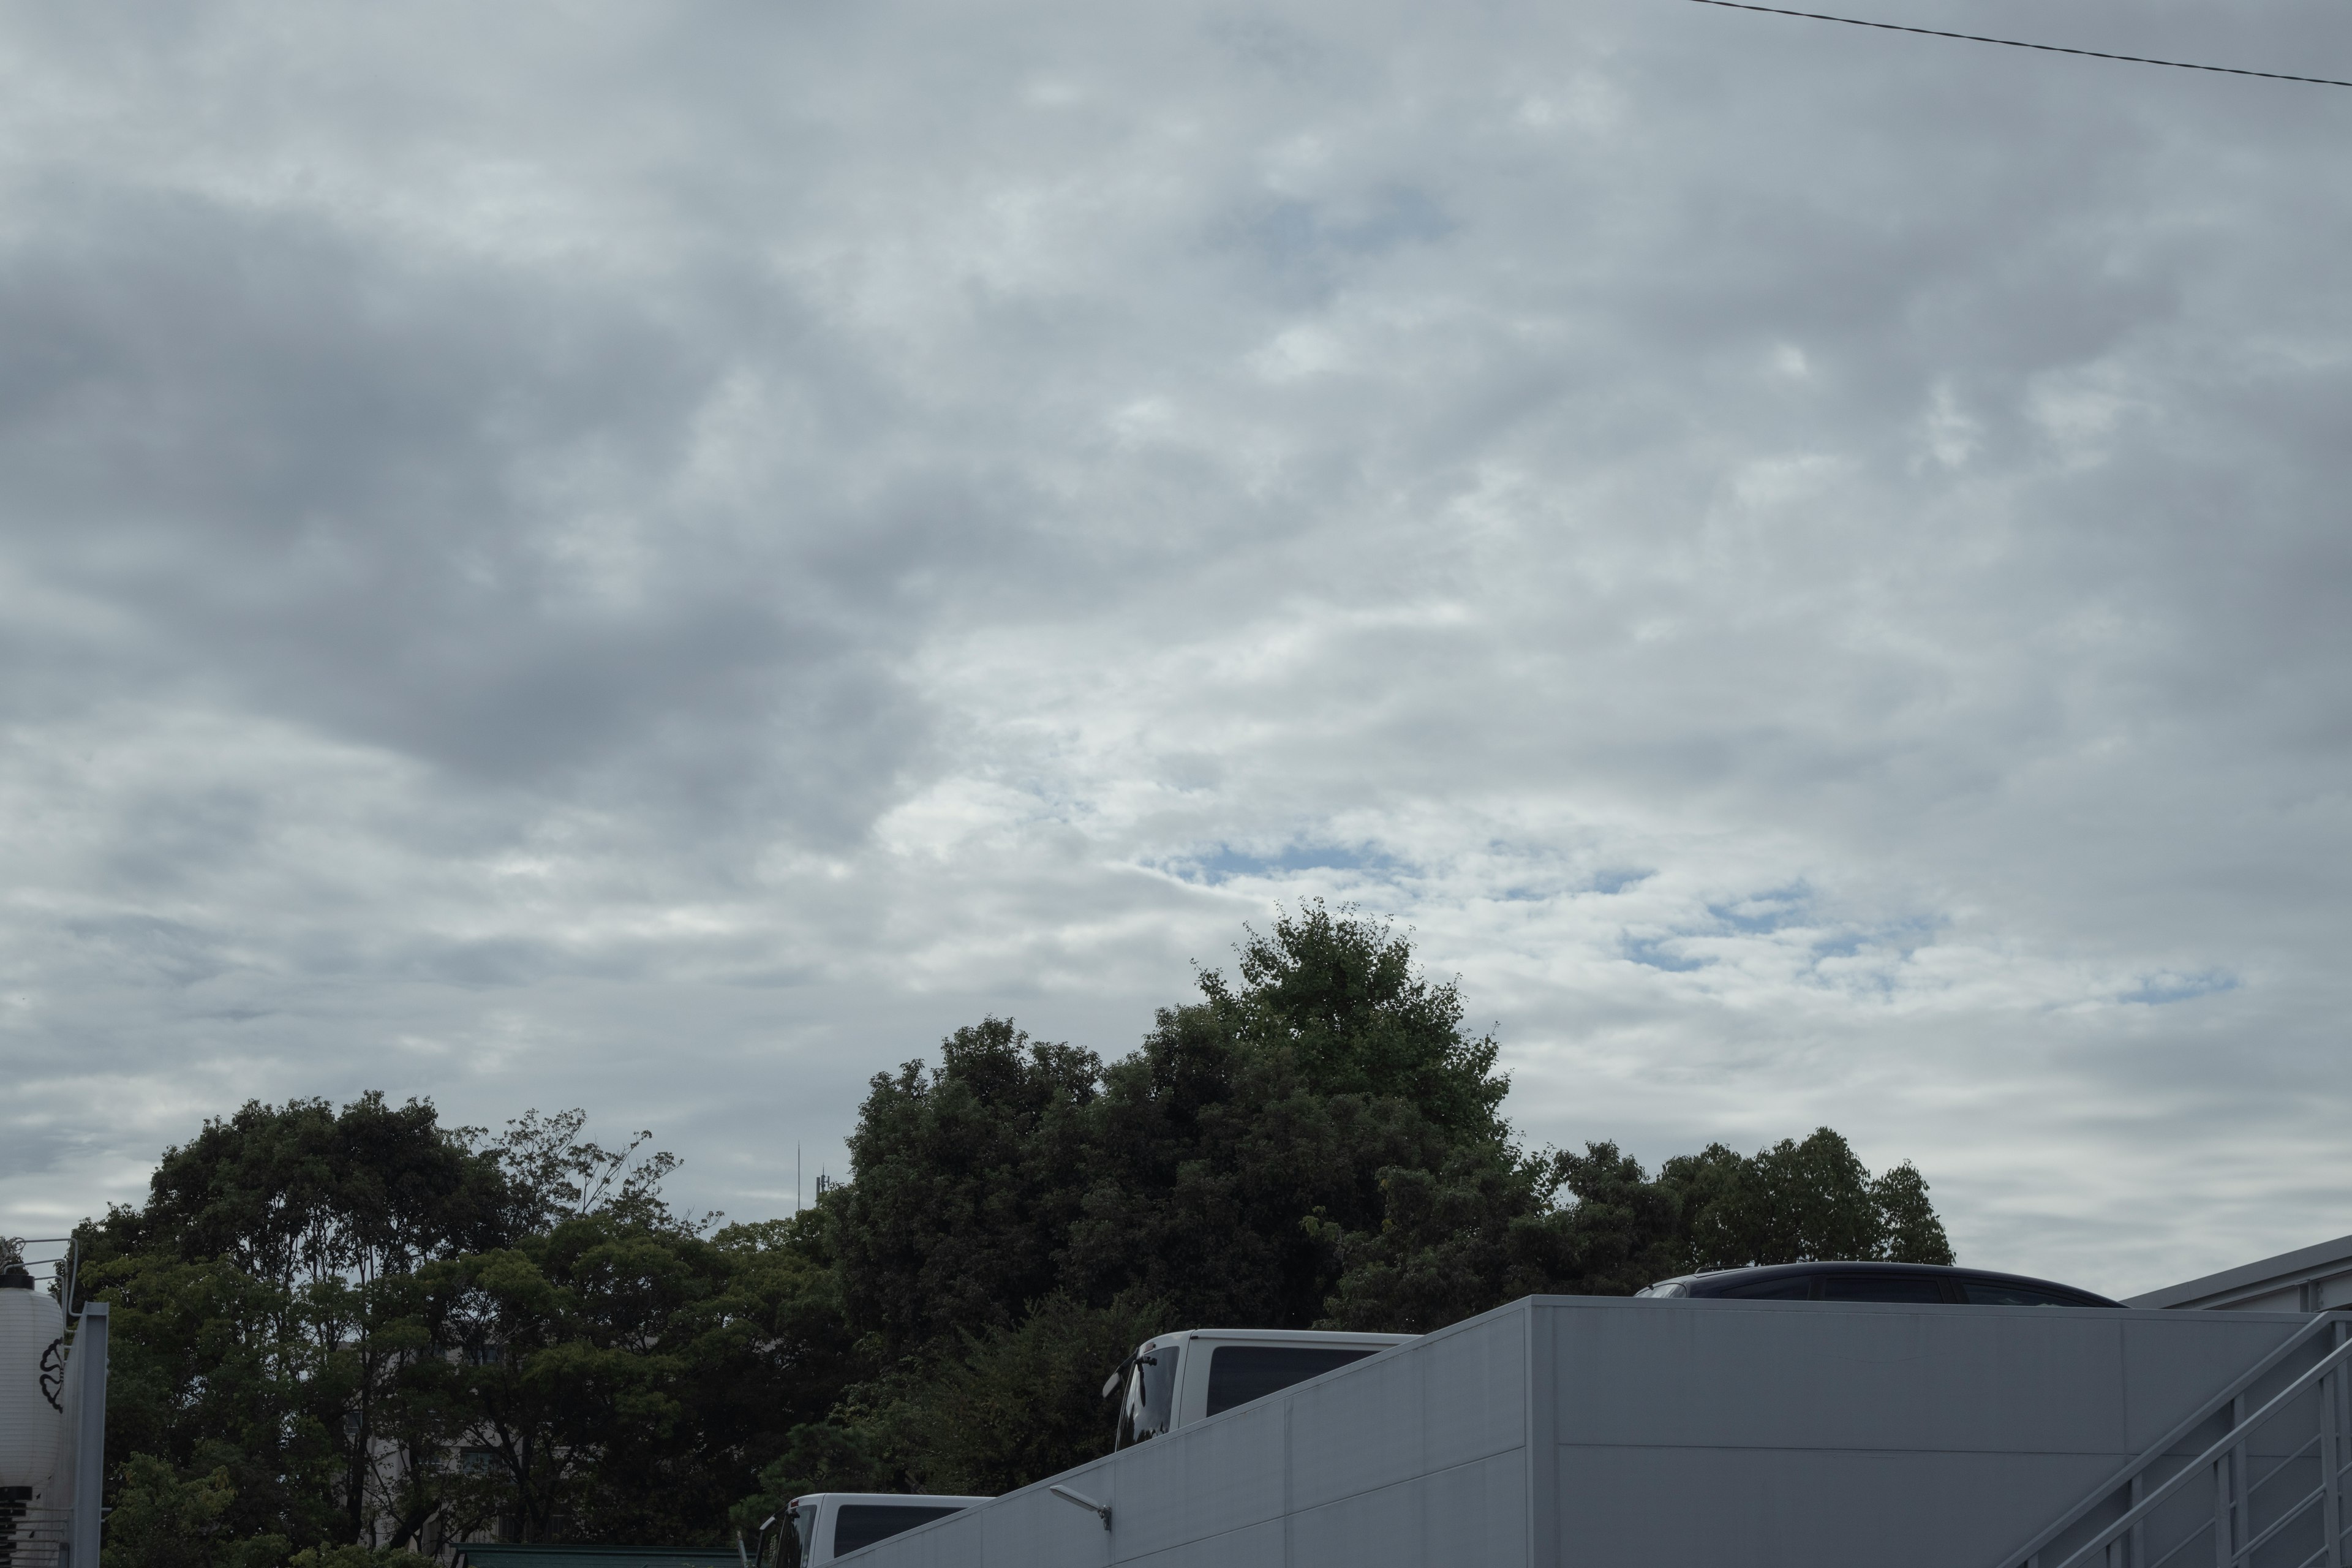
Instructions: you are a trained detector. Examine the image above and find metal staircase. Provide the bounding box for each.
[1998,1311,2352,1568]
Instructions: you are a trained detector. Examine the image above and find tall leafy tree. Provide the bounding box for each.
[84,1097,853,1561]
[793,903,1526,1494]
[1324,1127,1956,1332]
[1662,1127,1954,1270]
[832,903,1517,1354]
[831,1020,1105,1360]
[84,1094,521,1553]
[1065,991,1472,1327]
[1201,902,1509,1140]
[81,906,1958,1556]
[422,1212,850,1545]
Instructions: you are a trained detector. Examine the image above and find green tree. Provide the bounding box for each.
[829,903,1517,1354]
[1065,992,1475,1329]
[1665,1128,1955,1270]
[1312,1144,1567,1333]
[1201,903,1508,1140]
[98,1454,291,1568]
[83,1096,829,1559]
[896,1291,1168,1494]
[81,1094,522,1555]
[1325,1125,1958,1335]
[801,903,1522,1490]
[831,1020,1105,1360]
[425,1208,853,1545]
[744,1289,1167,1512]
[77,908,1958,1551]
[1872,1162,1953,1264]
[1316,1139,1694,1332]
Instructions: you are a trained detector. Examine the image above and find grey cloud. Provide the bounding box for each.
[0,185,960,839]
[1,0,2348,1294]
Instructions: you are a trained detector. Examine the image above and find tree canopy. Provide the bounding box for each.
[751,903,1950,1507]
[84,902,1950,1568]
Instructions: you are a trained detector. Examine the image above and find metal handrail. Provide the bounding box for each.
[1999,1312,2352,1568]
[2041,1326,2352,1568]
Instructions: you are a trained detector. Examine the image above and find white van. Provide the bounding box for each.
[785,1492,989,1565]
[1106,1327,1417,1448]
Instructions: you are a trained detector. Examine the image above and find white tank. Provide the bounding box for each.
[0,1279,66,1493]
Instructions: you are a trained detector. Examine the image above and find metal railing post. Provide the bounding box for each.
[2320,1364,2343,1568]
[2213,1450,2231,1568]
[2000,1316,2352,1568]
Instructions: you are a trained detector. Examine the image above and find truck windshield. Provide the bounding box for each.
[1205,1346,1376,1417]
[832,1504,965,1555]
[1117,1344,1180,1446]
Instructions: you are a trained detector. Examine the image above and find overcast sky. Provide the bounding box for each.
[2,0,2347,1298]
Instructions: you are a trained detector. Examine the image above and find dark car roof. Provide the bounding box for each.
[1648,1260,2124,1306]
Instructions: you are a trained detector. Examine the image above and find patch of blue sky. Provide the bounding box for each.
[1469,839,1647,902]
[1246,185,1455,268]
[2120,971,2240,1006]
[1705,881,1813,933]
[1495,869,1649,902]
[1838,967,1904,998]
[1808,914,1941,964]
[1622,934,1711,973]
[1163,840,1409,887]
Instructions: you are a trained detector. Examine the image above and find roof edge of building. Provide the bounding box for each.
[2125,1231,2352,1308]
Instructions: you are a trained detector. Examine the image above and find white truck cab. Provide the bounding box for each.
[785,1492,989,1565]
[1108,1327,1417,1449]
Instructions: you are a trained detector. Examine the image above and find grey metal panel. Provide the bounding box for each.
[1523,1303,1555,1568]
[2116,1309,2316,1452]
[1539,1300,2314,1568]
[1289,1306,1527,1511]
[2222,1284,2308,1313]
[1117,1517,1285,1568]
[1546,1297,2133,1455]
[1290,1450,1527,1568]
[837,1296,2322,1568]
[2125,1232,2352,1309]
[1284,1334,1431,1510]
[1551,1445,2122,1568]
[967,1480,1114,1568]
[843,1301,1531,1568]
[1110,1395,1287,1547]
[1419,1306,1532,1472]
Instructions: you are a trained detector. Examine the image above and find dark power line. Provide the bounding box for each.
[1687,0,2352,88]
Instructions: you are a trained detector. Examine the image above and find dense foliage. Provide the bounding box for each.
[85,1103,859,1567]
[81,903,1950,1566]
